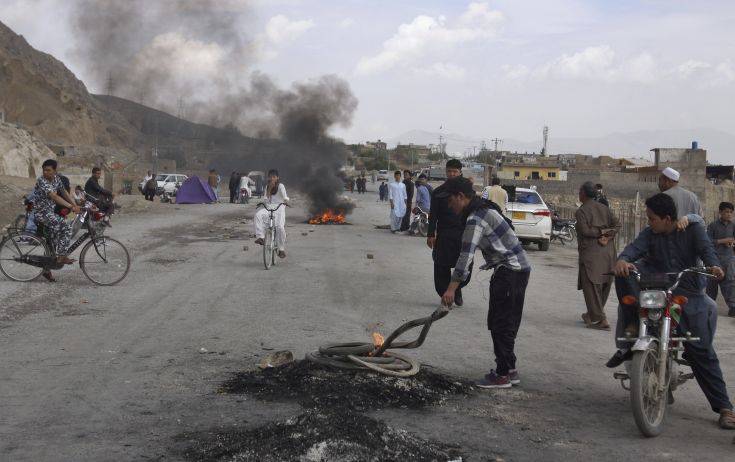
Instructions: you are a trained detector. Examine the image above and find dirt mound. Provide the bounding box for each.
[0,122,54,178]
[220,360,472,411]
[180,408,462,462]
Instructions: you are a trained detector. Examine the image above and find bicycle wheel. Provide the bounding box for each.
[79,237,130,285]
[0,232,49,282]
[271,228,278,266]
[263,228,273,269]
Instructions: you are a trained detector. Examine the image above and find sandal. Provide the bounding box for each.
[56,256,76,265]
[254,238,264,245]
[720,409,735,430]
[41,271,56,283]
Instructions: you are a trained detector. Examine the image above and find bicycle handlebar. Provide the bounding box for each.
[256,202,289,211]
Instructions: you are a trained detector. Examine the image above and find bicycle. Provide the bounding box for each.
[0,196,131,285]
[256,202,288,270]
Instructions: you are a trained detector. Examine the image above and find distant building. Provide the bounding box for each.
[498,163,562,181]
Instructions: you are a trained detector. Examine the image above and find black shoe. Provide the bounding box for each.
[728,310,735,318]
[455,291,463,307]
[606,349,632,368]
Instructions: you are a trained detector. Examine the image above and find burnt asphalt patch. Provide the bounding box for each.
[177,360,472,461]
[219,360,472,411]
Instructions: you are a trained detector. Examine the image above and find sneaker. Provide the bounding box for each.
[454,291,464,307]
[508,369,520,385]
[477,370,512,389]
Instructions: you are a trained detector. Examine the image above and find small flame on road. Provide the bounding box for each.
[309,209,346,224]
[371,332,384,348]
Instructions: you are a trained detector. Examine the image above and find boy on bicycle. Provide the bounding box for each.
[254,169,289,258]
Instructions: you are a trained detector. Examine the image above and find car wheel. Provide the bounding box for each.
[538,240,550,251]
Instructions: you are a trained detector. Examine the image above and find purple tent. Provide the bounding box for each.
[176,176,217,204]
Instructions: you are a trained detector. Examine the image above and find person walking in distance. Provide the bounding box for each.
[438,176,531,388]
[481,177,508,215]
[400,170,415,232]
[428,159,472,306]
[228,171,239,203]
[208,169,219,202]
[144,173,157,201]
[595,183,609,207]
[707,202,735,317]
[575,181,620,330]
[388,171,407,233]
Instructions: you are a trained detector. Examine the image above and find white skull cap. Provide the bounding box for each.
[661,167,680,182]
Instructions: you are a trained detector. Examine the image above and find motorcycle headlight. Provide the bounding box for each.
[640,290,666,309]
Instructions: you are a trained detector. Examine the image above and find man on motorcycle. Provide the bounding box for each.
[610,193,735,430]
[84,167,114,207]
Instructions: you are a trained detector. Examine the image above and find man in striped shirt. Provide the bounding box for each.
[437,176,531,389]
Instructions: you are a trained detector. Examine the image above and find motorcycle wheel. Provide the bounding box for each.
[567,227,576,243]
[417,217,428,237]
[630,346,668,437]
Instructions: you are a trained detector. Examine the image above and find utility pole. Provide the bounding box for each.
[491,138,503,152]
[177,96,185,119]
[541,125,549,156]
[105,73,116,96]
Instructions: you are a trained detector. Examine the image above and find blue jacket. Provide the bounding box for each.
[618,214,719,294]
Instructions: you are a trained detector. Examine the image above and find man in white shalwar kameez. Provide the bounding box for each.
[238,174,254,202]
[254,169,290,258]
[388,170,407,233]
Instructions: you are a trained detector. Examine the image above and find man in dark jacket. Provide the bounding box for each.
[427,159,471,306]
[228,171,239,203]
[400,170,415,231]
[84,167,113,200]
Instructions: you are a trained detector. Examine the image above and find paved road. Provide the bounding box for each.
[1,190,734,461]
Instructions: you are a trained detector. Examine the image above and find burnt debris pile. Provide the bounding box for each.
[179,360,472,461]
[219,360,471,411]
[182,408,462,462]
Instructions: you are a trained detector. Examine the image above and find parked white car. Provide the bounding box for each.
[507,187,552,251]
[376,170,389,181]
[139,173,188,194]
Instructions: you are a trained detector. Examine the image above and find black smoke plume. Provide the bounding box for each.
[70,0,357,214]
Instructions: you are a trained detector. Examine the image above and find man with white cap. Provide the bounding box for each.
[659,167,703,219]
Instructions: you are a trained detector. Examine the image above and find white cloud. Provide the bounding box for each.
[355,2,504,75]
[413,62,467,81]
[504,45,657,84]
[338,18,355,29]
[265,14,315,44]
[501,64,530,80]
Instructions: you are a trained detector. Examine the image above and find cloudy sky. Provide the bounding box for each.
[3,0,735,152]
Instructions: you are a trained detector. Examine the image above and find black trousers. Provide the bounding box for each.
[488,267,530,376]
[434,263,472,298]
[144,190,155,201]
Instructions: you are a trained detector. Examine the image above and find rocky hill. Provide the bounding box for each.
[0,122,55,177]
[0,20,139,149]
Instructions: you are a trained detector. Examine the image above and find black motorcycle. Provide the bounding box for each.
[550,211,576,245]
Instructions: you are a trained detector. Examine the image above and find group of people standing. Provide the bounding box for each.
[386,170,432,233]
[227,171,256,203]
[350,176,368,194]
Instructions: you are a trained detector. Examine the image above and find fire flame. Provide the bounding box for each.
[309,209,346,224]
[371,332,384,348]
